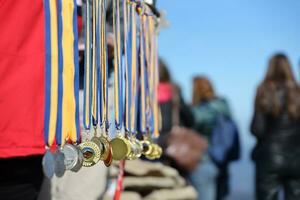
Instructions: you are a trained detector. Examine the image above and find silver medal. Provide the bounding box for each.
[42,150,55,179]
[54,149,66,177]
[62,144,83,172]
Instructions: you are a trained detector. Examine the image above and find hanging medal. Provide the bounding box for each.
[138,6,154,158]
[61,0,83,173]
[43,0,59,179]
[111,0,132,161]
[148,15,162,159]
[79,0,102,167]
[139,9,162,160]
[98,0,113,167]
[43,0,81,177]
[125,1,143,161]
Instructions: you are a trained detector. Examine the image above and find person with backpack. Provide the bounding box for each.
[191,76,240,200]
[250,53,300,200]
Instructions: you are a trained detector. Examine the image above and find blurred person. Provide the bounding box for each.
[157,59,195,172]
[251,53,300,200]
[191,76,239,200]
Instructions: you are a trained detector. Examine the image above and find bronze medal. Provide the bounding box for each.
[104,144,113,167]
[98,135,111,161]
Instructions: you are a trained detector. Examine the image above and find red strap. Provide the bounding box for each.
[114,160,125,200]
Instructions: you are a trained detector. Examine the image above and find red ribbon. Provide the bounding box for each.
[114,160,125,200]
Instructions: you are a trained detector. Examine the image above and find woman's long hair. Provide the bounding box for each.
[256,53,300,119]
[192,76,215,106]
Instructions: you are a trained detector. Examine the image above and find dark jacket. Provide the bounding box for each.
[251,91,300,176]
[157,83,194,150]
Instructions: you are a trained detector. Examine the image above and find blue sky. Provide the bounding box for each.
[157,0,300,196]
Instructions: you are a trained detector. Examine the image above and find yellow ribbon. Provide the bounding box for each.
[130,2,138,134]
[100,0,108,127]
[61,0,78,144]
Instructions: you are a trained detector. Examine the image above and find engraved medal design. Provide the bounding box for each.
[79,141,101,167]
[63,143,83,172]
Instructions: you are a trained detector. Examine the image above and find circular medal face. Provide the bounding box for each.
[54,149,66,177]
[62,144,80,170]
[78,141,101,167]
[42,150,55,179]
[111,137,130,161]
[99,136,110,161]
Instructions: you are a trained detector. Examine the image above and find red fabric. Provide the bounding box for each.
[0,0,46,158]
[158,83,173,103]
[114,160,125,200]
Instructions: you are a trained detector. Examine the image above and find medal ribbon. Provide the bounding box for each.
[130,2,139,135]
[44,0,80,146]
[143,14,154,134]
[124,0,130,133]
[44,0,58,147]
[83,0,93,130]
[60,0,80,144]
[139,13,148,134]
[100,0,109,130]
[125,2,138,135]
[92,0,100,126]
[148,16,160,138]
[113,0,123,130]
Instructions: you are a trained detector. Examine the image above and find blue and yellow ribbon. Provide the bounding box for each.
[44,0,58,147]
[113,0,123,130]
[83,0,93,130]
[139,12,148,134]
[100,0,109,130]
[44,0,80,146]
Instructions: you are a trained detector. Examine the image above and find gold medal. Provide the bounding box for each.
[111,135,131,161]
[152,144,162,159]
[127,138,143,160]
[78,141,101,167]
[141,140,153,156]
[145,143,156,160]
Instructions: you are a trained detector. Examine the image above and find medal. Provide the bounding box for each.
[42,149,55,179]
[104,143,113,167]
[79,140,102,167]
[141,139,153,156]
[99,135,111,161]
[127,138,143,160]
[62,143,83,172]
[54,148,66,177]
[111,134,131,161]
[43,0,80,177]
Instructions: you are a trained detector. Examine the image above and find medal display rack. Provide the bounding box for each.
[42,0,162,178]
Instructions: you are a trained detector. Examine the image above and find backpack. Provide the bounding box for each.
[208,115,240,165]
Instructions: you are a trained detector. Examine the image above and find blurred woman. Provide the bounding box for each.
[251,53,300,200]
[157,60,195,170]
[191,76,233,200]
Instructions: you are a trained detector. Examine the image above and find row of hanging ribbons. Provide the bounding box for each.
[42,0,162,180]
